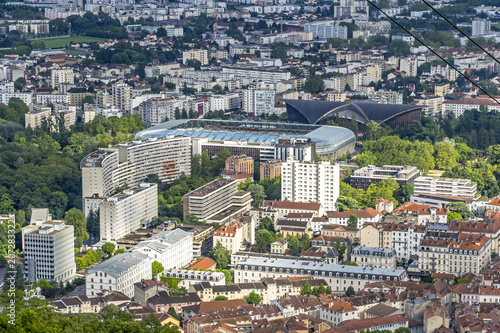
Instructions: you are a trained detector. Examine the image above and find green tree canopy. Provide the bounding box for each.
[102,242,116,257]
[246,291,262,305]
[210,242,231,269]
[303,76,325,94]
[63,208,89,247]
[152,260,165,278]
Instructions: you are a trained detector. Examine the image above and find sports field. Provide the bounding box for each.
[32,36,105,49]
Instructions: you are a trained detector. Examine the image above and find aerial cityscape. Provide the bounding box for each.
[0,0,500,332]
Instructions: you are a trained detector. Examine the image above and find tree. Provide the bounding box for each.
[447,212,462,222]
[395,184,414,203]
[248,183,266,207]
[152,260,165,278]
[101,304,134,321]
[63,208,89,247]
[345,286,355,297]
[186,59,202,71]
[221,269,232,284]
[255,229,274,253]
[344,260,358,266]
[434,142,459,170]
[156,27,167,37]
[303,76,325,94]
[336,196,363,211]
[447,202,474,219]
[0,193,14,214]
[271,45,287,61]
[102,242,116,257]
[259,217,275,233]
[246,291,261,305]
[395,328,411,333]
[363,179,399,207]
[82,95,95,107]
[347,214,358,228]
[300,281,313,296]
[214,295,228,300]
[387,39,411,57]
[210,242,231,269]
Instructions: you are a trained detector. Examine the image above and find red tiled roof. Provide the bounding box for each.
[327,208,381,219]
[264,200,321,211]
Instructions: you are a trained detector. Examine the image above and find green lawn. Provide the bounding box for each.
[33,36,106,49]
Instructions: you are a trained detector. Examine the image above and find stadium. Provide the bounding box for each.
[284,99,423,128]
[135,119,356,159]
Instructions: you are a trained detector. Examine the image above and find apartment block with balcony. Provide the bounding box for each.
[350,165,421,190]
[183,178,252,223]
[414,176,477,198]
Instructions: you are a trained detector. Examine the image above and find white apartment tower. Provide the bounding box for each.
[182,49,209,66]
[242,89,275,115]
[100,183,158,242]
[51,68,74,89]
[24,221,76,283]
[472,20,491,37]
[281,158,340,211]
[304,21,348,39]
[112,83,132,114]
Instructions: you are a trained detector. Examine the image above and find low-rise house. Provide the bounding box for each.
[148,291,201,314]
[162,269,226,288]
[320,300,358,327]
[271,239,288,254]
[327,208,382,229]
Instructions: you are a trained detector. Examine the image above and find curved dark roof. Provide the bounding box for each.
[284,99,422,125]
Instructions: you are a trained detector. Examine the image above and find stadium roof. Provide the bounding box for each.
[284,99,423,125]
[135,119,356,156]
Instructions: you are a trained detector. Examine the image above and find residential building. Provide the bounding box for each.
[310,216,330,232]
[179,224,214,257]
[242,88,275,115]
[213,217,255,253]
[138,97,183,127]
[86,251,152,298]
[51,295,104,314]
[281,158,340,211]
[81,136,191,217]
[112,83,132,113]
[375,199,394,214]
[442,98,500,118]
[192,277,328,304]
[304,21,348,39]
[350,246,397,269]
[51,68,74,88]
[99,183,158,242]
[133,279,169,307]
[448,215,500,253]
[260,159,282,181]
[261,200,323,218]
[276,217,313,238]
[368,90,402,104]
[25,107,76,132]
[418,233,491,275]
[414,95,444,117]
[335,314,410,333]
[275,138,316,163]
[350,165,421,190]
[221,67,291,85]
[413,176,477,198]
[23,221,76,283]
[271,239,288,254]
[147,291,202,314]
[225,155,254,175]
[132,228,193,271]
[67,87,91,107]
[321,224,359,241]
[183,178,252,223]
[162,269,225,288]
[320,300,358,327]
[392,202,447,225]
[326,208,383,229]
[234,257,408,292]
[182,49,209,66]
[472,19,491,37]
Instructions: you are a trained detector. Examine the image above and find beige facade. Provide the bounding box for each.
[112,83,132,113]
[225,155,254,174]
[351,246,397,269]
[260,159,282,181]
[51,68,74,88]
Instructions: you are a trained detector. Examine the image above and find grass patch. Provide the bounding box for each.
[33,36,105,49]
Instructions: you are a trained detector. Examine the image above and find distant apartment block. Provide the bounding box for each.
[100,183,158,242]
[182,49,209,66]
[472,19,491,37]
[25,106,76,132]
[350,246,397,269]
[225,155,254,175]
[414,95,444,117]
[242,88,275,115]
[282,158,340,211]
[86,251,152,298]
[112,83,132,113]
[368,90,402,104]
[350,165,421,190]
[442,98,500,118]
[304,20,348,39]
[192,138,275,163]
[413,176,477,198]
[24,220,76,283]
[81,136,191,217]
[183,179,252,223]
[275,138,316,162]
[260,159,282,181]
[51,68,74,88]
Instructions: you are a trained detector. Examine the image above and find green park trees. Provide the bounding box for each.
[210,242,231,269]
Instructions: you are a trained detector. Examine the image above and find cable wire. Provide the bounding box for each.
[421,0,500,69]
[366,0,500,105]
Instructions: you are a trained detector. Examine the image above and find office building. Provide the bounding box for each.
[112,83,132,113]
[182,49,209,66]
[260,159,282,181]
[350,246,397,269]
[304,20,348,39]
[225,155,254,175]
[234,257,407,292]
[51,68,74,88]
[132,229,193,271]
[24,221,76,283]
[414,176,477,198]
[472,20,491,37]
[419,233,491,275]
[275,138,316,162]
[281,158,340,211]
[100,183,158,242]
[81,136,191,217]
[350,165,421,190]
[86,251,151,297]
[242,88,275,115]
[183,179,252,223]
